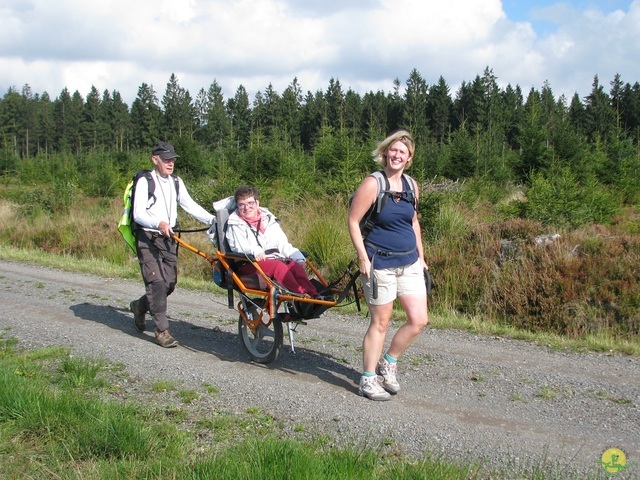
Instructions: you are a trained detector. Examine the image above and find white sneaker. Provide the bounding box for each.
[358,375,391,401]
[376,358,400,394]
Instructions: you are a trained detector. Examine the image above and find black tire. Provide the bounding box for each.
[238,298,283,364]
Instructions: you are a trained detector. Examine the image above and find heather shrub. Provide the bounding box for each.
[488,241,572,333]
[489,217,547,240]
[424,212,639,340]
[487,225,640,337]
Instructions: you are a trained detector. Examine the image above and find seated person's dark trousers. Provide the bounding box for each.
[135,230,178,332]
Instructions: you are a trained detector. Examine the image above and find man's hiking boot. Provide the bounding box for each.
[376,357,400,394]
[358,375,391,401]
[155,329,178,348]
[130,300,146,332]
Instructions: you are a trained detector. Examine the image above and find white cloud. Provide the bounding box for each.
[531,1,640,97]
[1,0,639,105]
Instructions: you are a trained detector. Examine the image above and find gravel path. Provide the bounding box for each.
[0,260,638,479]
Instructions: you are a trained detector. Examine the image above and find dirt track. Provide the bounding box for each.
[0,260,638,478]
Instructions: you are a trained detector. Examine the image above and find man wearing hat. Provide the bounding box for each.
[129,141,215,348]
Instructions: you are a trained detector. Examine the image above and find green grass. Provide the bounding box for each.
[1,330,601,480]
[58,354,109,389]
[535,387,558,400]
[0,334,494,479]
[0,321,611,480]
[152,379,178,392]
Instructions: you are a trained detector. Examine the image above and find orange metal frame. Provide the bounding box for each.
[172,235,357,333]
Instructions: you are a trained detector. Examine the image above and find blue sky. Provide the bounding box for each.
[503,0,631,33]
[1,0,638,105]
[503,0,630,19]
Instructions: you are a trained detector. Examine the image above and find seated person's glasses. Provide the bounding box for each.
[237,201,256,209]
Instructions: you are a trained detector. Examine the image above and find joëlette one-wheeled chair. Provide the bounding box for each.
[174,196,364,364]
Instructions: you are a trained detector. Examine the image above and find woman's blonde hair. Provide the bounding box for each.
[372,130,416,168]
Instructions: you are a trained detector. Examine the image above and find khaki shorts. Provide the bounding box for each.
[362,259,426,305]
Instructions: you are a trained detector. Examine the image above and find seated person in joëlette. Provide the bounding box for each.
[225,185,321,298]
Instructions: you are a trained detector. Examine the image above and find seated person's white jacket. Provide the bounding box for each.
[226,207,305,262]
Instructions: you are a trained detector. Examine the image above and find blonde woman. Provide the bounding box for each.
[348,130,429,401]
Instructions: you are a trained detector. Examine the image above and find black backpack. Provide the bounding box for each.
[351,170,416,240]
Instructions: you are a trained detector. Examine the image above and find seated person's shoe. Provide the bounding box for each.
[315,294,334,302]
[293,300,312,317]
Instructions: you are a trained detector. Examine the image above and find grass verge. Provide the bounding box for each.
[0,333,490,479]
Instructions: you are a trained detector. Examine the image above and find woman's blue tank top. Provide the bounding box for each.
[365,177,418,269]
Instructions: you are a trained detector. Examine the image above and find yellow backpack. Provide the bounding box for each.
[117,170,179,253]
